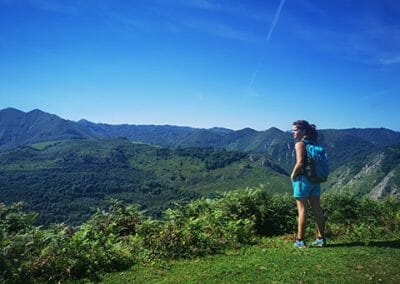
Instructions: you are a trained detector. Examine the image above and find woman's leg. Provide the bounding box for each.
[296,198,307,239]
[309,196,325,238]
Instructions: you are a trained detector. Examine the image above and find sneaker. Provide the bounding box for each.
[312,237,326,247]
[293,239,306,248]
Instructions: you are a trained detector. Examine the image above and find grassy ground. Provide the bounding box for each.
[100,236,400,283]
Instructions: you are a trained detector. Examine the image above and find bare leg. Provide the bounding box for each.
[309,196,325,238]
[296,198,307,239]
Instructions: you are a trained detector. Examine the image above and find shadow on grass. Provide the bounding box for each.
[327,239,400,249]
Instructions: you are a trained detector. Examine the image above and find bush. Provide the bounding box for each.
[139,198,255,259]
[215,189,297,236]
[0,201,140,282]
[0,202,43,282]
[1,190,400,282]
[322,193,400,241]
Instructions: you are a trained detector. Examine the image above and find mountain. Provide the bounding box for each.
[0,108,97,151]
[78,121,292,151]
[2,108,400,173]
[341,128,400,147]
[69,117,400,201]
[78,119,200,147]
[2,107,400,207]
[0,138,290,225]
[78,120,400,172]
[326,144,400,198]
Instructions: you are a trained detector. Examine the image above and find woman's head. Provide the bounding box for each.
[292,120,318,142]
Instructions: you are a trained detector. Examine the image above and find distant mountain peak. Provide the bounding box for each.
[266,127,284,133]
[78,119,92,124]
[0,107,25,114]
[237,127,256,133]
[28,108,46,114]
[0,107,97,151]
[207,127,234,134]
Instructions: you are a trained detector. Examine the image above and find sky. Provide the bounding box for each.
[0,0,399,131]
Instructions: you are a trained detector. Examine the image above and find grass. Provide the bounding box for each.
[100,236,400,283]
[30,140,62,150]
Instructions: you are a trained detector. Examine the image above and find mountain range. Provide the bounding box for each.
[0,107,399,224]
[2,107,400,171]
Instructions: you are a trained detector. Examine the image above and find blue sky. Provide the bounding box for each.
[0,0,399,131]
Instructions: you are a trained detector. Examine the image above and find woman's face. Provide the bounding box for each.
[292,125,304,140]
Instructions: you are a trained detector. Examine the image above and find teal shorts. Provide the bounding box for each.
[292,175,321,198]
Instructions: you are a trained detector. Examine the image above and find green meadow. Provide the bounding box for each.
[102,237,400,283]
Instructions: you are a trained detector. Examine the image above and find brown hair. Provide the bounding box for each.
[292,120,318,142]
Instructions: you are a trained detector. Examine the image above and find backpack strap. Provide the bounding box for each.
[301,140,313,174]
[302,139,314,146]
[296,140,308,175]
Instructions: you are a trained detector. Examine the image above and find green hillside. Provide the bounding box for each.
[3,108,400,179]
[0,138,290,225]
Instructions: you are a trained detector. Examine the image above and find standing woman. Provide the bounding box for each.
[291,120,326,248]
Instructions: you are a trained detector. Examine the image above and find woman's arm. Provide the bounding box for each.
[290,141,306,180]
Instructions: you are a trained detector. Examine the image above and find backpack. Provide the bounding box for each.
[303,140,329,183]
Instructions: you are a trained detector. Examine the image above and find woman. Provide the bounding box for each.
[290,120,326,248]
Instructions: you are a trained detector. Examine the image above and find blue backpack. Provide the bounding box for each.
[303,140,329,183]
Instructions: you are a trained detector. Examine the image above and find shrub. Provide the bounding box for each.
[1,190,399,282]
[0,202,44,282]
[322,193,400,240]
[0,201,141,282]
[139,198,255,259]
[216,189,297,236]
